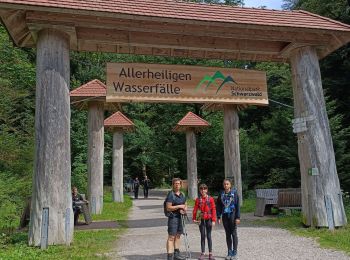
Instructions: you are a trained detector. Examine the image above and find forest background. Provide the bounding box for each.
[0,0,349,231]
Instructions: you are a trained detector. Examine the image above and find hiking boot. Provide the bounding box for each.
[198,253,205,260]
[209,253,216,260]
[174,249,186,260]
[167,253,174,260]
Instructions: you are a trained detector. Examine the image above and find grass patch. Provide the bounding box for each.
[92,192,132,222]
[240,197,256,213]
[0,189,132,260]
[258,204,350,255]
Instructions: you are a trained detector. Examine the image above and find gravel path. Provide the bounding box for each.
[110,190,349,260]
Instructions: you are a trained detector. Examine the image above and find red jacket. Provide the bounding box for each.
[192,195,217,222]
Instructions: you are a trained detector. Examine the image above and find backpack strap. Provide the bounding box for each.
[221,190,235,210]
[199,196,212,218]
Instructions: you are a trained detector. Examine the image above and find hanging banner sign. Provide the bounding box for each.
[106,63,268,105]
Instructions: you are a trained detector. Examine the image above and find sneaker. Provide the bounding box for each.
[230,251,238,260]
[167,253,174,260]
[209,253,216,260]
[198,253,205,260]
[225,250,233,260]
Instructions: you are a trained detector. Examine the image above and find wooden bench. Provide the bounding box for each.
[254,188,302,217]
[277,189,302,215]
[254,189,279,217]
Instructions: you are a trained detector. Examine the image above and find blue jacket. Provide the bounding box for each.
[216,189,240,220]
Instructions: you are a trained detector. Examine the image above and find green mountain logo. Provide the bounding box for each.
[195,71,237,94]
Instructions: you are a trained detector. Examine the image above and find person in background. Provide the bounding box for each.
[72,186,88,225]
[216,179,240,260]
[143,175,151,198]
[133,177,140,199]
[192,184,217,260]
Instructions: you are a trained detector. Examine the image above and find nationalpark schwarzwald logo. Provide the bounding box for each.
[195,71,238,94]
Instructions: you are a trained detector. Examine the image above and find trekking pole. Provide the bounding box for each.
[181,214,192,260]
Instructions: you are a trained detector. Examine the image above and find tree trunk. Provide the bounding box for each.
[29,29,73,246]
[223,105,243,206]
[290,46,347,227]
[186,131,198,200]
[87,102,104,214]
[112,131,124,202]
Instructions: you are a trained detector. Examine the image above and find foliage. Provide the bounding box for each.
[0,191,132,259]
[0,24,35,233]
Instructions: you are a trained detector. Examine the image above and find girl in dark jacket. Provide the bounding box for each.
[216,179,240,260]
[192,184,217,260]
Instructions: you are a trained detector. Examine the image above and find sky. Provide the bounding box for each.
[244,0,284,10]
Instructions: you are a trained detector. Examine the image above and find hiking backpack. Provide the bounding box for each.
[220,188,237,214]
[163,191,185,217]
[196,196,212,220]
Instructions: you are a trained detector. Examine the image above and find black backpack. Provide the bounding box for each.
[163,191,185,217]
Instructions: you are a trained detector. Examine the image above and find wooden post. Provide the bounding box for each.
[87,102,104,214]
[112,131,124,202]
[223,105,243,205]
[186,130,198,200]
[290,46,347,227]
[29,29,73,246]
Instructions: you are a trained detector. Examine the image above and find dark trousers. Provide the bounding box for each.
[73,208,81,225]
[144,187,149,198]
[134,187,139,198]
[199,219,213,253]
[222,213,238,254]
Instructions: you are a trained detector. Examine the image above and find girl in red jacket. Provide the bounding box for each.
[192,184,217,260]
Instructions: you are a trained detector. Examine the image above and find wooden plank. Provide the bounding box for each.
[106,63,268,105]
[77,27,287,54]
[0,9,34,47]
[40,208,49,250]
[75,41,286,62]
[325,195,335,230]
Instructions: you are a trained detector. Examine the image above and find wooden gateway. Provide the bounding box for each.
[1,0,350,246]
